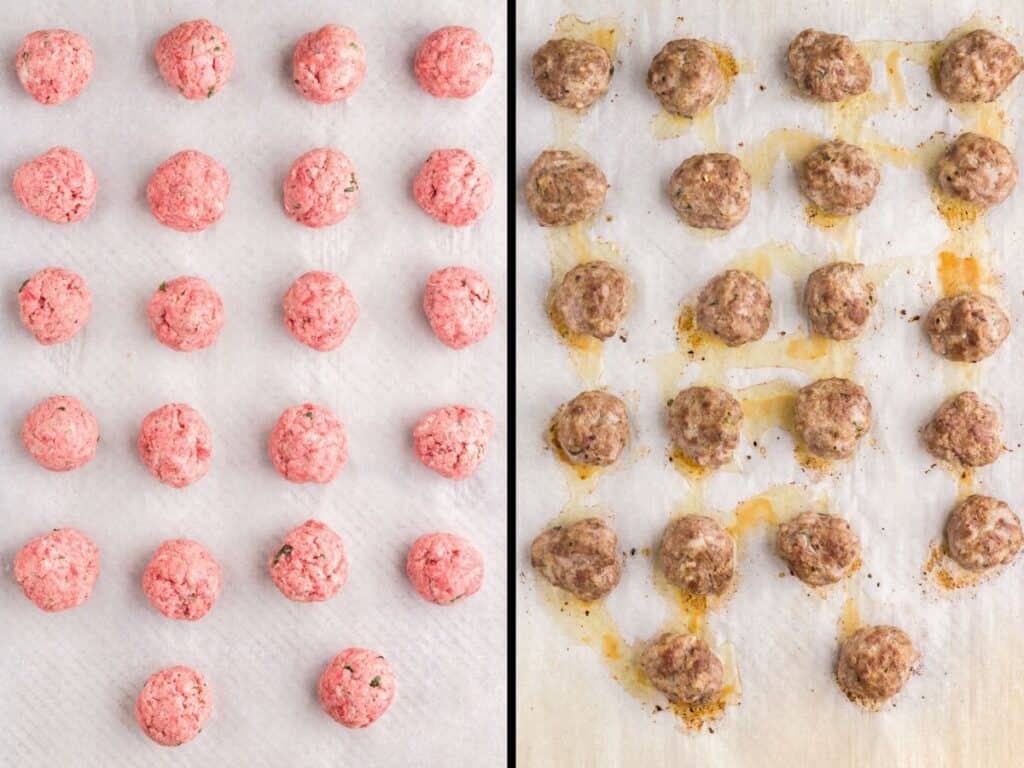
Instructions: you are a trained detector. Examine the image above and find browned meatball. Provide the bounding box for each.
[787,29,871,102]
[926,292,1010,363]
[799,140,880,216]
[777,511,860,586]
[659,515,735,596]
[668,153,751,230]
[936,133,1018,206]
[836,625,919,708]
[525,150,608,227]
[794,378,872,460]
[923,391,1002,468]
[530,518,621,601]
[552,390,629,467]
[695,269,771,346]
[804,262,876,340]
[937,29,1023,103]
[640,632,724,705]
[945,494,1023,571]
[646,39,724,117]
[667,386,742,469]
[551,261,631,339]
[531,38,613,110]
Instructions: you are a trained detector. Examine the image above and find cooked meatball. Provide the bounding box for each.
[646,39,724,117]
[787,29,871,102]
[659,515,735,596]
[794,378,872,460]
[531,38,612,110]
[799,140,880,216]
[530,518,621,601]
[640,633,724,705]
[695,269,771,346]
[668,153,751,230]
[836,625,918,707]
[936,132,1018,206]
[777,511,860,586]
[922,391,1002,468]
[667,386,742,469]
[525,150,608,227]
[945,494,1023,571]
[552,390,629,467]
[937,29,1023,103]
[804,262,875,340]
[551,261,631,339]
[926,292,1010,363]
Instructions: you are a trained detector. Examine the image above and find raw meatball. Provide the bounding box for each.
[413,405,494,480]
[136,666,213,746]
[22,395,99,471]
[659,515,735,596]
[530,517,621,601]
[937,29,1023,103]
[269,519,348,603]
[525,150,608,227]
[667,386,742,469]
[13,146,97,224]
[16,29,94,105]
[936,132,1017,205]
[794,378,872,460]
[777,511,860,586]
[647,38,724,117]
[804,262,875,340]
[552,390,629,467]
[787,28,871,102]
[14,528,99,612]
[146,150,230,232]
[146,276,225,352]
[415,26,493,99]
[18,266,92,345]
[413,148,493,226]
[138,403,213,488]
[283,271,359,351]
[668,153,751,230]
[531,38,612,110]
[695,269,771,346]
[551,260,630,339]
[422,266,497,349]
[292,25,366,104]
[406,532,485,605]
[640,632,724,705]
[155,19,234,100]
[283,148,359,228]
[836,625,918,708]
[922,391,1002,467]
[319,648,397,728]
[142,539,222,621]
[945,494,1023,571]
[268,403,348,484]
[926,292,1010,363]
[799,140,880,216]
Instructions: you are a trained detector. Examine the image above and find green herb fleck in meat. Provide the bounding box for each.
[369,676,381,688]
[207,86,215,98]
[159,282,167,292]
[19,279,29,292]
[272,544,293,565]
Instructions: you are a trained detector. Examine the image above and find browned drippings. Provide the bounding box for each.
[804,203,847,230]
[936,250,986,296]
[839,594,862,638]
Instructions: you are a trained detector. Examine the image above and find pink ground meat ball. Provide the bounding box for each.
[406,532,485,604]
[14,528,99,612]
[413,405,494,479]
[18,266,92,345]
[138,403,213,488]
[22,395,99,471]
[282,148,359,228]
[154,19,234,100]
[414,26,494,98]
[412,148,493,226]
[422,266,497,349]
[142,539,222,621]
[136,666,213,747]
[283,270,359,351]
[146,150,230,232]
[269,519,348,602]
[268,403,348,484]
[16,29,94,105]
[13,146,97,224]
[319,648,397,729]
[146,276,225,352]
[292,25,366,104]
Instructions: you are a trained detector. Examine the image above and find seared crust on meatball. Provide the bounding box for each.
[696,269,771,347]
[805,262,876,340]
[552,390,629,467]
[794,378,872,460]
[668,153,751,230]
[787,29,871,102]
[836,625,919,708]
[531,38,612,110]
[659,515,735,596]
[530,518,621,600]
[923,391,1002,468]
[936,132,1018,206]
[667,386,742,469]
[551,261,631,339]
[640,632,724,705]
[647,39,724,117]
[945,494,1023,571]
[777,511,860,586]
[926,292,1010,363]
[937,29,1023,103]
[525,150,608,227]
[799,140,880,216]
